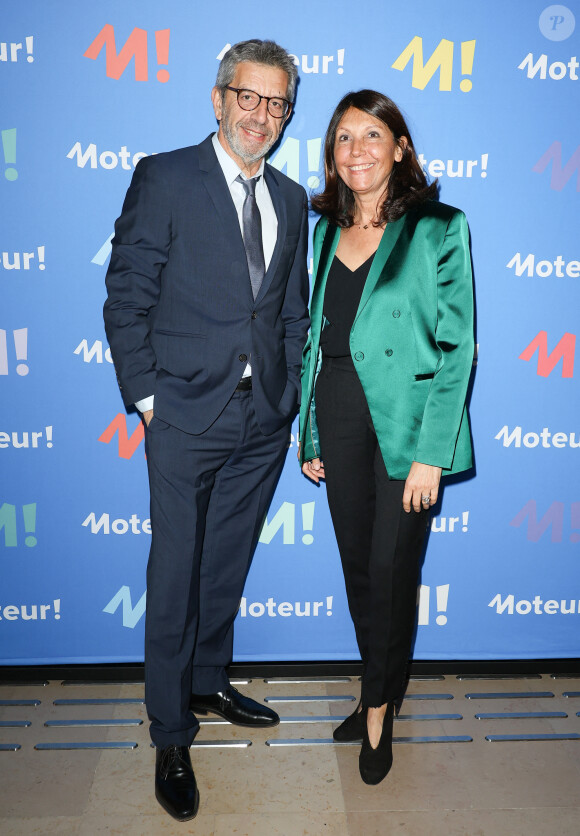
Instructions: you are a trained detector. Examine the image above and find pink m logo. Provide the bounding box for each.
[519,331,575,378]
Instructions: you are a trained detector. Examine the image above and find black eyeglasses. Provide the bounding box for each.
[225,86,291,118]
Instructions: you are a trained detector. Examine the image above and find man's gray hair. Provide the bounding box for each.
[215,39,298,102]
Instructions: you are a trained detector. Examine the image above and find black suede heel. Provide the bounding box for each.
[359,702,394,785]
[333,700,367,742]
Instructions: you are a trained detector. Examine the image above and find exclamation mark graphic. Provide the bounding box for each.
[462,511,469,532]
[14,328,28,375]
[326,596,333,616]
[302,502,315,544]
[37,246,45,270]
[156,30,170,82]
[570,502,580,543]
[307,139,322,189]
[480,153,488,178]
[2,129,18,181]
[23,503,37,547]
[417,584,430,626]
[435,584,449,625]
[53,599,61,620]
[45,426,53,448]
[336,48,345,74]
[26,36,34,63]
[459,40,475,92]
[0,330,8,375]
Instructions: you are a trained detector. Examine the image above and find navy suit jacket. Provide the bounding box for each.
[103,135,310,436]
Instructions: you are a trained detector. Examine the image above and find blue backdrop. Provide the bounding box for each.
[2,1,579,664]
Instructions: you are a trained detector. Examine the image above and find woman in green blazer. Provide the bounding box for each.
[299,90,474,785]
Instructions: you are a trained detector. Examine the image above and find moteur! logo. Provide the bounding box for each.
[533,142,580,191]
[258,501,315,545]
[103,586,146,628]
[66,142,150,171]
[2,129,18,181]
[84,25,170,82]
[0,328,29,375]
[507,252,580,278]
[518,53,579,80]
[0,502,37,547]
[217,43,346,75]
[392,37,476,91]
[74,339,113,364]
[99,414,144,459]
[0,36,34,63]
[269,137,323,188]
[519,330,575,377]
[511,499,580,543]
[0,247,45,271]
[417,584,450,626]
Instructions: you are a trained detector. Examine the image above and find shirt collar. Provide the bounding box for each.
[212,132,265,187]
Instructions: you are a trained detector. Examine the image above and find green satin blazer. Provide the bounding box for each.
[299,201,474,480]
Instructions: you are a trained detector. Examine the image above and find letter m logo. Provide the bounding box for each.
[532,141,580,191]
[103,586,146,628]
[510,500,564,543]
[99,413,145,459]
[392,37,455,90]
[84,24,148,80]
[519,331,575,378]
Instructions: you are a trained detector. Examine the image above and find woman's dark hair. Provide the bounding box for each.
[310,90,438,226]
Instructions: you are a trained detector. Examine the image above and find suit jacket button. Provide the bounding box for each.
[354,351,364,361]
[239,354,247,362]
[385,348,393,357]
[251,311,257,320]
[392,309,401,318]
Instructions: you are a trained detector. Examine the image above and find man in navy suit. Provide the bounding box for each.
[104,40,309,821]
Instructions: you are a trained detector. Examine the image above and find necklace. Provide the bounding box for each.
[355,216,376,230]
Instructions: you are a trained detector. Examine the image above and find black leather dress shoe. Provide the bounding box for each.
[155,744,199,821]
[333,701,367,742]
[190,686,279,727]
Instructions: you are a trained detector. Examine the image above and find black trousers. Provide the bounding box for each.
[144,389,289,748]
[315,356,428,708]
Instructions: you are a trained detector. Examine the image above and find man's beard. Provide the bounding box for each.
[222,114,276,164]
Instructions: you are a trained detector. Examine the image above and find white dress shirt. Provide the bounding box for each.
[135,132,278,413]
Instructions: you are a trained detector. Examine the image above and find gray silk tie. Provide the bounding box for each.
[236,174,265,300]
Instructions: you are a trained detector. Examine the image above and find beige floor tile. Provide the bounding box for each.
[0,747,101,818]
[78,812,217,835]
[347,807,580,836]
[84,744,162,818]
[193,740,345,814]
[3,673,580,834]
[0,818,82,836]
[214,811,350,835]
[337,730,580,812]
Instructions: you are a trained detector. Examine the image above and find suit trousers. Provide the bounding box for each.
[315,355,428,708]
[144,389,289,747]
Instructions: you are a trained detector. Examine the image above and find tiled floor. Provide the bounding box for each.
[1,674,580,835]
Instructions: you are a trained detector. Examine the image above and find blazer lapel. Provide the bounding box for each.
[310,222,340,331]
[354,213,406,325]
[254,165,286,304]
[198,136,253,301]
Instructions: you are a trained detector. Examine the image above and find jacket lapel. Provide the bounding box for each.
[198,136,254,303]
[310,221,340,331]
[354,213,407,325]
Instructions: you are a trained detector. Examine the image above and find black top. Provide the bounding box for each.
[320,252,376,358]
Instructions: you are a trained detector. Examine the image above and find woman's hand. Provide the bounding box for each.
[302,458,325,484]
[403,461,442,513]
